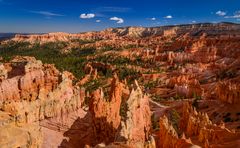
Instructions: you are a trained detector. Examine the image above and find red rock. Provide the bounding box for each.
[216,76,240,104]
[89,75,124,144]
[116,81,153,147]
[0,56,85,147]
[180,102,240,147]
[158,116,196,148]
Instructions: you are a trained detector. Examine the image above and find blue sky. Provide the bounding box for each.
[0,0,239,33]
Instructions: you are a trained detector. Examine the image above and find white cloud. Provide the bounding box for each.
[80,13,95,19]
[151,17,156,21]
[216,10,226,16]
[96,20,101,23]
[192,20,197,23]
[30,11,64,17]
[164,15,173,19]
[110,17,124,24]
[224,11,240,19]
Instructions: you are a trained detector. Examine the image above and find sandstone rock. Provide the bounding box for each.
[163,27,178,37]
[216,77,240,104]
[116,80,152,147]
[0,63,7,81]
[12,32,71,43]
[168,75,202,98]
[77,64,98,86]
[89,75,124,144]
[0,124,42,148]
[180,102,240,147]
[158,115,195,148]
[0,112,42,148]
[89,78,154,147]
[0,56,85,147]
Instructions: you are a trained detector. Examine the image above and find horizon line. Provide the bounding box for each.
[0,21,239,34]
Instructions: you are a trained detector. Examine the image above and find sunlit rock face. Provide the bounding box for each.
[167,74,202,98]
[0,56,85,147]
[89,78,154,147]
[216,76,240,104]
[179,102,240,147]
[0,63,7,81]
[89,75,124,144]
[9,23,240,44]
[12,32,71,43]
[158,116,195,148]
[156,102,240,148]
[116,80,152,148]
[0,122,43,148]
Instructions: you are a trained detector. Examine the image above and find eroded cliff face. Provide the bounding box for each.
[89,78,154,147]
[158,116,195,148]
[157,102,240,148]
[167,74,202,98]
[12,32,71,43]
[179,102,240,147]
[8,23,240,44]
[216,76,240,104]
[0,56,85,147]
[116,80,153,148]
[0,63,7,81]
[89,75,124,144]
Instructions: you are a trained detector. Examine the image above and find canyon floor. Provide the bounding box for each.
[0,22,240,148]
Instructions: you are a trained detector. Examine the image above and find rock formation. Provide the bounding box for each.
[12,32,71,43]
[158,116,195,148]
[89,75,124,144]
[167,75,202,98]
[180,102,240,147]
[8,23,240,44]
[116,80,153,147]
[0,56,85,147]
[216,76,240,104]
[0,122,43,148]
[0,63,7,81]
[89,78,154,147]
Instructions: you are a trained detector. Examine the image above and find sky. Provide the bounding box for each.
[0,0,239,33]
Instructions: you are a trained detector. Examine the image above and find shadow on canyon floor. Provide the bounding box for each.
[59,112,126,148]
[59,112,95,148]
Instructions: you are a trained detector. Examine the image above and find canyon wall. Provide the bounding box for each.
[8,23,240,43]
[0,56,85,147]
